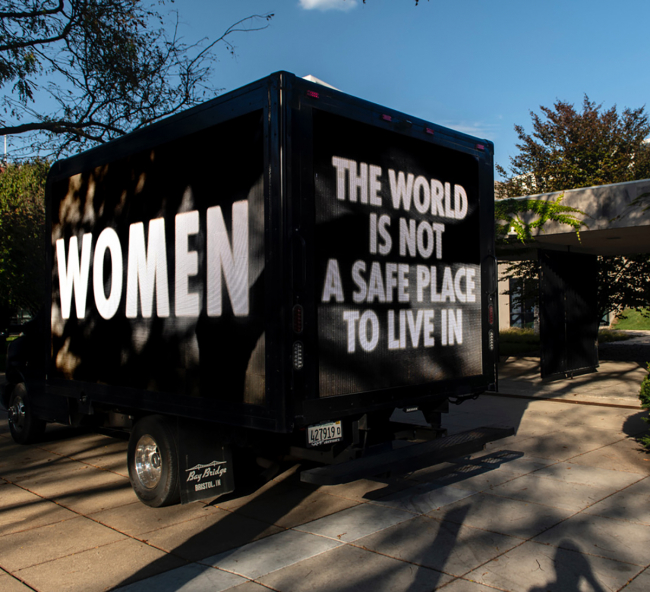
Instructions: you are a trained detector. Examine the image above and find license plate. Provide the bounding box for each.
[307,421,342,447]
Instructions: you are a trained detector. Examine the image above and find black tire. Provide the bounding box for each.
[127,415,181,507]
[7,383,46,445]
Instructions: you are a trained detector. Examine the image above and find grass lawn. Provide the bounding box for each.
[612,309,650,331]
[499,328,540,357]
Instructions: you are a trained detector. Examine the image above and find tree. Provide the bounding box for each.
[0,160,48,323]
[1,1,272,158]
[497,95,650,197]
[498,96,650,322]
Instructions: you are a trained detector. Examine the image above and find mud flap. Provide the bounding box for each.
[177,420,235,504]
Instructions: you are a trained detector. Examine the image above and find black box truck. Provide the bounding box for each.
[2,72,503,506]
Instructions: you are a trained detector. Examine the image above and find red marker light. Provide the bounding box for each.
[488,304,494,325]
[381,114,392,122]
[425,128,435,135]
[293,304,303,334]
[476,144,485,151]
[306,90,319,99]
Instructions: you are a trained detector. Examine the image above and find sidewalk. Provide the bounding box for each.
[496,330,650,407]
[498,357,646,407]
[0,364,649,591]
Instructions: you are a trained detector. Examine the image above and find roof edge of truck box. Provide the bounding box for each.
[47,71,494,182]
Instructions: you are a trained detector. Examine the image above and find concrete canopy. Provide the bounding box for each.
[498,178,650,259]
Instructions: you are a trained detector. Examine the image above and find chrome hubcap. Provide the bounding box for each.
[134,434,162,489]
[8,394,26,431]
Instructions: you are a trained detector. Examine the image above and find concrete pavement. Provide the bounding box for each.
[497,357,646,407]
[0,362,649,591]
[496,330,650,406]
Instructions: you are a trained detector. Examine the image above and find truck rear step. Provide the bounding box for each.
[300,426,515,486]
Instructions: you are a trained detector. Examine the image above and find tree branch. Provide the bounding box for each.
[0,118,124,140]
[0,16,75,52]
[0,0,64,19]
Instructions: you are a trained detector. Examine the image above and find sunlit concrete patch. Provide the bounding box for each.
[427,466,539,493]
[356,513,521,577]
[15,537,187,592]
[35,430,126,459]
[440,577,508,591]
[487,473,615,511]
[115,563,247,592]
[4,455,135,514]
[232,485,360,529]
[427,492,573,540]
[0,572,34,592]
[621,566,650,592]
[38,432,130,476]
[319,475,413,502]
[582,476,650,525]
[214,468,300,512]
[0,446,74,482]
[0,482,78,536]
[407,450,552,493]
[202,529,342,579]
[486,429,623,462]
[294,502,414,542]
[532,513,650,566]
[225,582,275,592]
[531,461,644,489]
[452,450,552,472]
[258,544,454,592]
[498,357,647,406]
[465,540,640,592]
[568,438,650,475]
[0,515,125,572]
[370,481,477,514]
[139,510,283,562]
[88,500,221,538]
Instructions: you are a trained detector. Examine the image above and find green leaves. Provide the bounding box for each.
[639,364,650,450]
[494,193,585,245]
[0,159,48,314]
[597,255,650,320]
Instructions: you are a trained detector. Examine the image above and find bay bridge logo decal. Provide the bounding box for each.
[185,460,228,491]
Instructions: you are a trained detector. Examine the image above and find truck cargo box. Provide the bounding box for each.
[4,72,499,505]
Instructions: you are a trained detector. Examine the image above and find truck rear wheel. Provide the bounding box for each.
[128,416,181,507]
[7,383,46,444]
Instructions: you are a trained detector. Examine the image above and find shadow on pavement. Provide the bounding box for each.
[623,411,650,440]
[111,464,318,589]
[498,356,646,404]
[2,354,650,591]
[528,540,606,592]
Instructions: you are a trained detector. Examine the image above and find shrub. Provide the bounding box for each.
[499,328,540,358]
[640,363,650,450]
[597,329,635,343]
[499,328,539,344]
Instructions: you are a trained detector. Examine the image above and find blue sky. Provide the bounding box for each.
[179,0,650,178]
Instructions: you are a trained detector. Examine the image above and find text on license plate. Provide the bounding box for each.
[307,421,342,447]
